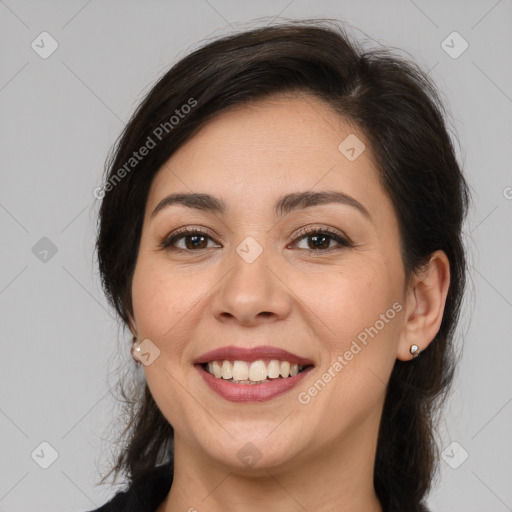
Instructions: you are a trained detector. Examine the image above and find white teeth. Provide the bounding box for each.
[221,360,233,379]
[249,360,267,381]
[212,361,222,378]
[232,361,249,380]
[279,361,290,378]
[205,359,307,383]
[267,359,280,378]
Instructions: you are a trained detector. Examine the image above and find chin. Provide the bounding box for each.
[195,427,307,474]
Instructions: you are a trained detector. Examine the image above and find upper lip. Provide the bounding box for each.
[194,345,315,366]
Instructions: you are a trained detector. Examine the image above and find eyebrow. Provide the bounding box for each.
[151,190,372,221]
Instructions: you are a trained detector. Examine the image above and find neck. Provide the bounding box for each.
[159,417,383,512]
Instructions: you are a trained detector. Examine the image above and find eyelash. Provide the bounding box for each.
[160,226,353,254]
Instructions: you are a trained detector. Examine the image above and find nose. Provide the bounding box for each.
[211,243,292,327]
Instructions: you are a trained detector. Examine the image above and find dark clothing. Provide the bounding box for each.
[87,463,431,512]
[86,462,173,512]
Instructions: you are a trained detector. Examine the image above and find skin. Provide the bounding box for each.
[129,92,450,512]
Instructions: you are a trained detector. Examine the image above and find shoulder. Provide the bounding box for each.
[84,462,173,512]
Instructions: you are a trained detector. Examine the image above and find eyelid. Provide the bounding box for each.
[160,226,221,249]
[290,225,353,247]
[160,224,353,251]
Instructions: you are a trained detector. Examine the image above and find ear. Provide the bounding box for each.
[397,250,451,361]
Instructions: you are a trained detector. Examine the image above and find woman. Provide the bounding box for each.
[91,19,470,512]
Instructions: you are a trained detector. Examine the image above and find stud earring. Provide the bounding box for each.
[131,335,141,365]
[409,344,420,359]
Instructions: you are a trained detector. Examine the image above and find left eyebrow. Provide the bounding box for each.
[151,190,372,222]
[274,190,372,221]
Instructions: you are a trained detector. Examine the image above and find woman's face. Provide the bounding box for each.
[131,93,408,473]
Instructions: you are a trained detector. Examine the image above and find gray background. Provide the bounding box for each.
[1,1,511,511]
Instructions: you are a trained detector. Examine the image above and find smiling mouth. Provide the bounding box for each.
[201,359,313,384]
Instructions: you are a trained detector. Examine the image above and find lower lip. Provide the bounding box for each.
[196,365,314,403]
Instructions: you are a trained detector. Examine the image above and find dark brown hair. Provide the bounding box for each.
[95,19,470,512]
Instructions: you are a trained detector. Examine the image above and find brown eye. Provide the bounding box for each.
[291,227,352,252]
[161,228,220,251]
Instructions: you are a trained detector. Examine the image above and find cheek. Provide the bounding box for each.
[131,258,202,342]
[131,263,166,335]
[130,259,202,429]
[306,265,397,345]
[303,262,403,406]
[296,270,402,428]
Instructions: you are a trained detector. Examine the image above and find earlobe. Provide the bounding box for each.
[409,344,421,358]
[397,250,451,361]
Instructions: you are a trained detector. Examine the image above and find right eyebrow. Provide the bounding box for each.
[151,193,227,218]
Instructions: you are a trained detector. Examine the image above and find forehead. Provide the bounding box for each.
[161,93,372,168]
[146,93,391,222]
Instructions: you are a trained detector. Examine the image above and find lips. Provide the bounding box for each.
[193,345,315,403]
[194,345,314,366]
